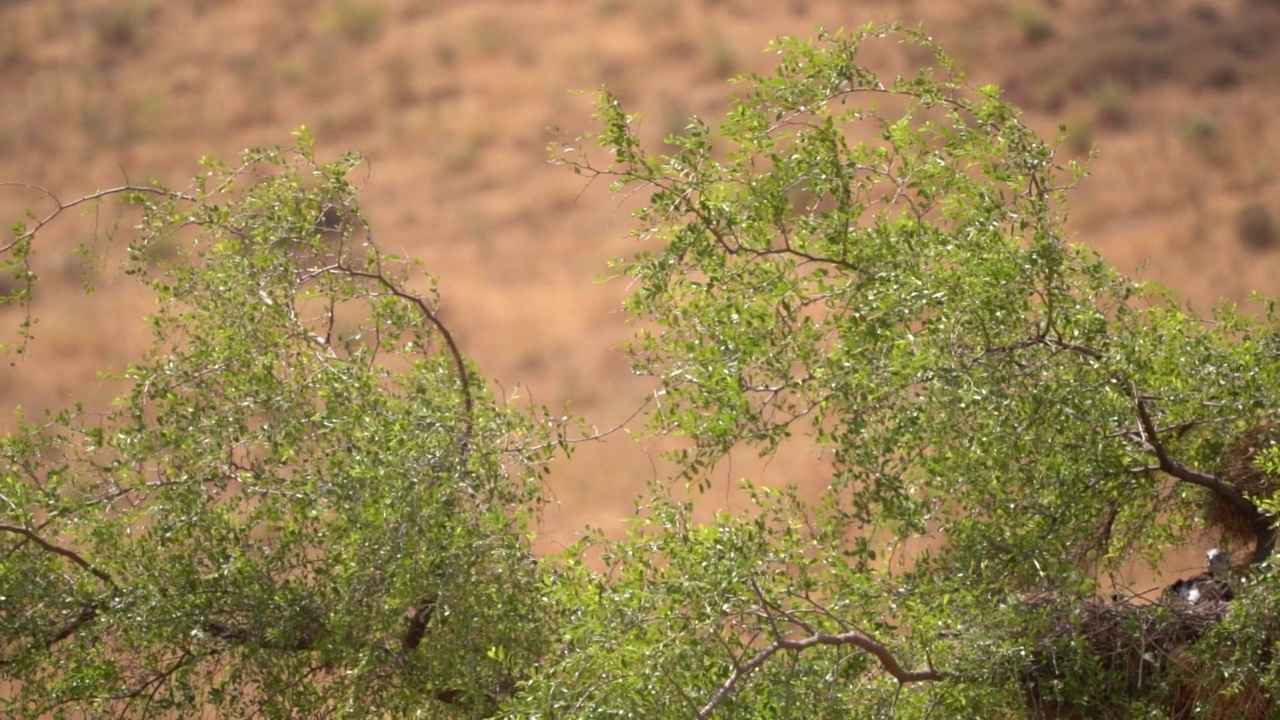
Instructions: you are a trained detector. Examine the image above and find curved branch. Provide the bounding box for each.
[699,583,942,720]
[695,628,943,720]
[1132,398,1249,507]
[0,182,193,254]
[45,603,100,649]
[320,264,474,451]
[1132,396,1275,563]
[0,524,115,652]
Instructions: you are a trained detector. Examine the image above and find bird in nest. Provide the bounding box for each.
[1166,548,1234,604]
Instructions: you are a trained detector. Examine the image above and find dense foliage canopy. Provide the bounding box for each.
[0,131,558,717]
[3,24,1280,719]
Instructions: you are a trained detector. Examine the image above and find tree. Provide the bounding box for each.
[517,24,1280,718]
[0,130,561,717]
[4,23,1280,720]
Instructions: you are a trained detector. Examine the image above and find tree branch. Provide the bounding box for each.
[695,628,944,720]
[45,603,101,649]
[699,585,943,720]
[1132,397,1248,506]
[317,263,474,454]
[0,523,114,586]
[1132,395,1275,563]
[0,182,194,253]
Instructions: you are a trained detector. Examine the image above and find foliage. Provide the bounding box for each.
[528,24,1280,717]
[5,23,1280,719]
[0,128,561,717]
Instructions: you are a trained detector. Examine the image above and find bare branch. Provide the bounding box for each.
[526,392,654,453]
[749,579,786,638]
[700,585,942,719]
[0,182,194,254]
[107,650,202,711]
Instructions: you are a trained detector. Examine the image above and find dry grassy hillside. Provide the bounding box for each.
[1,0,1278,575]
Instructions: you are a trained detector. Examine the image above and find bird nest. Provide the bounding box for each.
[1205,420,1280,544]
[1020,597,1271,718]
[1030,597,1224,680]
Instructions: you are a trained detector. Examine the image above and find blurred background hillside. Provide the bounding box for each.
[1,0,1279,576]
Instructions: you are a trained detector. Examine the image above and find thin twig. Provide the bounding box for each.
[526,393,655,453]
[0,182,194,253]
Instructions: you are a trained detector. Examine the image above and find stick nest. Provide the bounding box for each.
[1206,420,1280,544]
[1021,597,1272,718]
